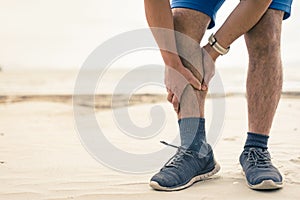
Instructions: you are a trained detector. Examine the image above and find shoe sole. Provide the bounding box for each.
[248,180,284,190]
[149,163,221,191]
[242,171,284,190]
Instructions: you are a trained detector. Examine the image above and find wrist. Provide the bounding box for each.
[203,44,219,61]
[161,51,182,68]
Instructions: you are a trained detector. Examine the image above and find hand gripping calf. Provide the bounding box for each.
[164,48,215,117]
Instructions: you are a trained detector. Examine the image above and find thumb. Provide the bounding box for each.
[182,68,202,90]
[201,72,214,91]
[201,47,216,91]
[201,80,208,91]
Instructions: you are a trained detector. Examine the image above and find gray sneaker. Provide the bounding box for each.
[150,141,220,191]
[240,147,283,190]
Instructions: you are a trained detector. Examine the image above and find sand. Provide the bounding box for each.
[0,70,300,200]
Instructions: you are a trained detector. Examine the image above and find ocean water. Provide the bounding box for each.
[0,0,299,70]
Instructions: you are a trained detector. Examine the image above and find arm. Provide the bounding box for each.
[144,0,180,67]
[204,0,272,60]
[144,0,202,90]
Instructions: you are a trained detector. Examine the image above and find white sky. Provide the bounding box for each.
[0,0,299,70]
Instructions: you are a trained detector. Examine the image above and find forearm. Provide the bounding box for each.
[205,0,272,60]
[144,0,181,67]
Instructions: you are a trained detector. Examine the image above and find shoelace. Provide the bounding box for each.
[246,148,271,168]
[160,141,194,169]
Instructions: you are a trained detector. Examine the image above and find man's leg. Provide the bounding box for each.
[245,9,283,135]
[150,8,220,191]
[240,9,284,190]
[172,8,210,118]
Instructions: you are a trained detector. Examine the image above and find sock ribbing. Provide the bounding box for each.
[244,132,269,149]
[178,118,206,151]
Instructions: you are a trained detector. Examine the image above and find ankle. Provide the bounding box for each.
[179,118,206,151]
[244,132,269,149]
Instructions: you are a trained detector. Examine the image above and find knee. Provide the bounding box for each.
[247,35,281,61]
[172,9,187,32]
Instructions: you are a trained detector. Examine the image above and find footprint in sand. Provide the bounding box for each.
[223,136,239,141]
[290,157,300,164]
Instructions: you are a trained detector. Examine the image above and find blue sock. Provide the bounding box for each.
[178,118,206,151]
[244,132,269,149]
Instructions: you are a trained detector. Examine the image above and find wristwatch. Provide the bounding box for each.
[208,33,230,55]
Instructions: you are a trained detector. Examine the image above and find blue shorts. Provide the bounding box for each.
[171,0,293,29]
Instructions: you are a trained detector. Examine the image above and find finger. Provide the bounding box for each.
[202,71,215,91]
[172,95,180,113]
[204,72,215,87]
[167,88,174,94]
[202,48,216,91]
[167,91,174,103]
[201,82,208,91]
[182,69,202,90]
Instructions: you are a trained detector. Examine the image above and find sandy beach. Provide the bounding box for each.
[0,0,300,199]
[0,69,300,200]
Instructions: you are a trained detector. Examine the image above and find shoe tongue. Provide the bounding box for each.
[247,147,270,160]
